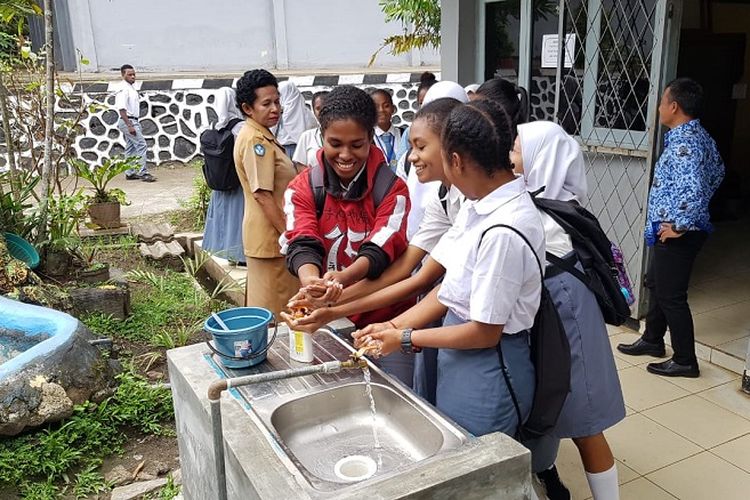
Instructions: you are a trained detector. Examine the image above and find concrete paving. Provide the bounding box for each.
[61,163,200,219]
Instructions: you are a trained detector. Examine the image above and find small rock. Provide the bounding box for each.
[110,477,168,500]
[136,471,157,481]
[172,468,182,485]
[142,460,170,478]
[133,454,143,461]
[104,465,132,487]
[146,370,165,381]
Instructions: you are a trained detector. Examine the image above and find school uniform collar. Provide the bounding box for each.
[472,175,527,216]
[374,125,397,137]
[245,117,278,143]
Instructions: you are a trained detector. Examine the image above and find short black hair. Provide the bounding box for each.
[414,97,462,135]
[665,77,703,118]
[476,78,529,134]
[235,69,278,116]
[318,85,377,136]
[370,88,394,105]
[442,99,514,176]
[120,64,134,74]
[311,91,329,108]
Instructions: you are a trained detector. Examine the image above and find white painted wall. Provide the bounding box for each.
[67,0,439,73]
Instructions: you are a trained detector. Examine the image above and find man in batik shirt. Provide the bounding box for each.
[618,78,724,378]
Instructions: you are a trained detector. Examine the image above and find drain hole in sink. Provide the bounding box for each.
[334,455,377,482]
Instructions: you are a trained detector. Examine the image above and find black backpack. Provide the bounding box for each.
[480,224,571,440]
[309,161,398,218]
[532,195,632,326]
[200,118,243,191]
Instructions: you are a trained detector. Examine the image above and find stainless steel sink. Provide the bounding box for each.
[270,382,453,484]
[214,326,468,492]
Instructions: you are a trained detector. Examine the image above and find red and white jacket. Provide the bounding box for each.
[281,147,411,326]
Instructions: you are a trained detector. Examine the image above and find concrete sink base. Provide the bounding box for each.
[168,339,533,499]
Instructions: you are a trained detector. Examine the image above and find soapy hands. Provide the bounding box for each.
[352,322,399,358]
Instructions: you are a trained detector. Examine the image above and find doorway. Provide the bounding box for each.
[679,0,750,364]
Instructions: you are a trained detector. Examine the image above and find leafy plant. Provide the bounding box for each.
[177,162,211,231]
[370,0,441,65]
[73,155,137,205]
[0,369,173,495]
[146,473,181,500]
[43,190,86,251]
[0,167,39,238]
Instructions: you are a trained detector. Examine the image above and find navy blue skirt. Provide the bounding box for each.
[435,310,535,437]
[546,257,626,438]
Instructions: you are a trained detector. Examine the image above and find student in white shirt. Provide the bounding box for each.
[286,97,465,337]
[397,81,469,239]
[274,81,317,159]
[114,64,154,182]
[512,121,625,500]
[291,91,328,171]
[371,89,402,171]
[353,98,545,441]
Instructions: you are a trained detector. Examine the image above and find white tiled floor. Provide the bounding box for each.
[555,327,750,499]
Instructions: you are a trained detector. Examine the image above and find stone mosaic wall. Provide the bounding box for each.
[1,73,559,170]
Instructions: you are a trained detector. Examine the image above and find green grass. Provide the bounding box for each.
[0,369,173,499]
[81,268,215,342]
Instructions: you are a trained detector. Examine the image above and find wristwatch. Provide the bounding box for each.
[400,328,422,354]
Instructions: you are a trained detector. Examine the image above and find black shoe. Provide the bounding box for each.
[741,370,749,396]
[537,465,571,500]
[617,338,666,357]
[647,359,700,378]
[125,173,142,180]
[141,173,156,182]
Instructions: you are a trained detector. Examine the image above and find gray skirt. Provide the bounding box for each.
[202,188,245,263]
[545,257,626,438]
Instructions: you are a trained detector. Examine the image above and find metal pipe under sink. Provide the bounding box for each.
[207,357,368,500]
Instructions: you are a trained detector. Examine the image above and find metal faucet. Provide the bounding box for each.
[207,352,369,500]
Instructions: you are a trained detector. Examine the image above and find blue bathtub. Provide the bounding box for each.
[0,295,78,380]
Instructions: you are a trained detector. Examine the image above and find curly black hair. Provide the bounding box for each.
[235,69,278,116]
[318,85,377,135]
[476,78,529,134]
[414,97,462,135]
[442,99,514,176]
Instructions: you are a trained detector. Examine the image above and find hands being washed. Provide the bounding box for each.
[296,276,344,310]
[352,322,400,358]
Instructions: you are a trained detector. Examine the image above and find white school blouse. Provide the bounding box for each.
[431,176,545,333]
[410,184,464,253]
[291,127,323,168]
[373,125,402,165]
[395,152,441,241]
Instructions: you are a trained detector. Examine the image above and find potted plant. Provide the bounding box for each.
[73,155,137,229]
[74,245,110,284]
[41,191,87,276]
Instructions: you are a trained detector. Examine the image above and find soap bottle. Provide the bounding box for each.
[289,328,314,363]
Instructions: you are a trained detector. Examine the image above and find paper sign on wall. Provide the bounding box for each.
[541,34,575,69]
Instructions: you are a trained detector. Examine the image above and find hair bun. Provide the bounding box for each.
[420,72,437,85]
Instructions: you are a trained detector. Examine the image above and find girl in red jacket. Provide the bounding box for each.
[280,85,413,383]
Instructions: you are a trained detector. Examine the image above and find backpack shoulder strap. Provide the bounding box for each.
[403,148,412,176]
[438,184,449,216]
[479,224,543,281]
[308,164,326,219]
[370,162,398,210]
[223,117,244,132]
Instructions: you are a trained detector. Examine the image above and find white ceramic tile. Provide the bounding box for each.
[642,395,750,448]
[698,381,750,420]
[619,478,677,500]
[385,73,412,83]
[171,78,204,90]
[661,360,738,393]
[711,433,750,474]
[338,74,365,85]
[618,366,691,411]
[647,452,750,500]
[710,349,745,375]
[604,414,702,475]
[717,337,750,359]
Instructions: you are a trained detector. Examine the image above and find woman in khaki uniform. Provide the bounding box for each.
[233,69,299,316]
